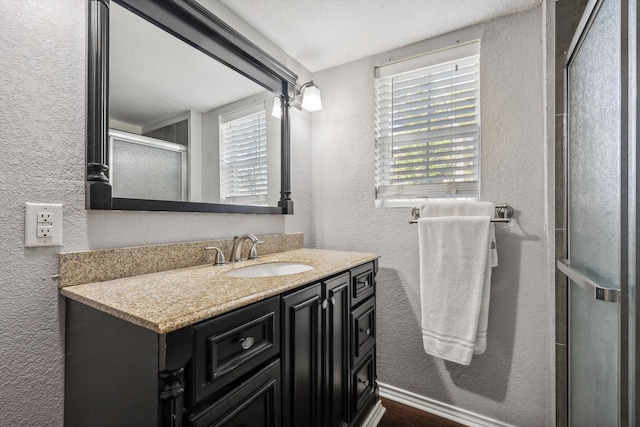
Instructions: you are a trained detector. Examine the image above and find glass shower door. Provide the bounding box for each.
[562,0,627,425]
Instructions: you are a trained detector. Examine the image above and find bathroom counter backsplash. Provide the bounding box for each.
[59,233,304,288]
[59,247,379,334]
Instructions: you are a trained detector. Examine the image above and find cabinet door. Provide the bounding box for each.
[282,283,323,427]
[325,273,351,427]
[186,360,281,427]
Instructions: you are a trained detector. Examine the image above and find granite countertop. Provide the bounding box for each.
[60,248,379,334]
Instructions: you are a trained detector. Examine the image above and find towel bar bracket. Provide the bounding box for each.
[495,204,513,220]
[409,202,514,224]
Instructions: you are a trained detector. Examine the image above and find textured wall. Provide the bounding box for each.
[0,1,312,425]
[0,2,84,424]
[311,7,553,426]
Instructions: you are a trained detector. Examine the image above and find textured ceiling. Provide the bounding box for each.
[219,0,543,72]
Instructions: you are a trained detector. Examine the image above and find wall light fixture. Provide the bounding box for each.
[272,80,323,118]
[299,81,323,112]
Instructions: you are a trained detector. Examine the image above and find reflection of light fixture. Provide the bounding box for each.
[271,80,323,118]
[272,96,282,119]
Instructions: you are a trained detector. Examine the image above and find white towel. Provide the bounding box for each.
[418,201,497,365]
[420,201,498,268]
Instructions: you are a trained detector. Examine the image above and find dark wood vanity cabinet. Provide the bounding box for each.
[281,262,378,427]
[281,272,351,427]
[64,297,282,427]
[64,261,377,427]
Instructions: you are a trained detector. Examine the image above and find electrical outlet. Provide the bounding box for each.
[25,203,63,247]
[38,212,53,224]
[37,225,53,237]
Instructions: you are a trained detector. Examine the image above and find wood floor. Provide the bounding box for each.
[378,397,466,427]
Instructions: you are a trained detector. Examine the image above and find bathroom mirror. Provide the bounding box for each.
[86,0,297,214]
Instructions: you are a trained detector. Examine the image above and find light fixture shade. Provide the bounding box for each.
[301,84,322,112]
[272,96,282,118]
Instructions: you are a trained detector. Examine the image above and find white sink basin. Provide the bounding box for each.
[225,262,314,278]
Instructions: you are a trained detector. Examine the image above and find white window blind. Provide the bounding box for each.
[374,42,480,206]
[220,104,267,205]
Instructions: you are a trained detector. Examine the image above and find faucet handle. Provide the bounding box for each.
[248,241,264,260]
[204,246,226,265]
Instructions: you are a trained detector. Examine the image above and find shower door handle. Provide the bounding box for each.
[557,259,620,303]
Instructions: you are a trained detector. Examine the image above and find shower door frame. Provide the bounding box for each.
[563,0,635,424]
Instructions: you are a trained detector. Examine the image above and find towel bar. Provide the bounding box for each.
[408,203,513,224]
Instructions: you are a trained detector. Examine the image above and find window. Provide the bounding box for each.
[374,42,480,207]
[219,103,268,205]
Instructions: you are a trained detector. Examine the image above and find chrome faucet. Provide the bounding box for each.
[230,234,263,262]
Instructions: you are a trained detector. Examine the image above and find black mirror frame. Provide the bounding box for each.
[87,0,297,214]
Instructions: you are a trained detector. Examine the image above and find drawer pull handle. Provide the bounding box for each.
[359,327,371,336]
[239,336,255,350]
[358,378,370,387]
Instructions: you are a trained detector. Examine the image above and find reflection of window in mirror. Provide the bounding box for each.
[219,102,268,206]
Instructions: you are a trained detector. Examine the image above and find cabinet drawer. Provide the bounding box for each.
[191,296,280,403]
[351,297,375,367]
[351,263,374,307]
[187,359,281,427]
[351,349,376,419]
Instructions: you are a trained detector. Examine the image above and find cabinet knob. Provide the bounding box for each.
[357,378,370,387]
[359,327,371,336]
[239,336,255,350]
[321,299,328,309]
[331,297,336,306]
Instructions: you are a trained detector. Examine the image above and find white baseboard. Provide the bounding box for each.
[361,399,386,427]
[378,382,517,427]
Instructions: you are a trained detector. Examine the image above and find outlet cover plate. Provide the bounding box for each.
[25,203,63,247]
